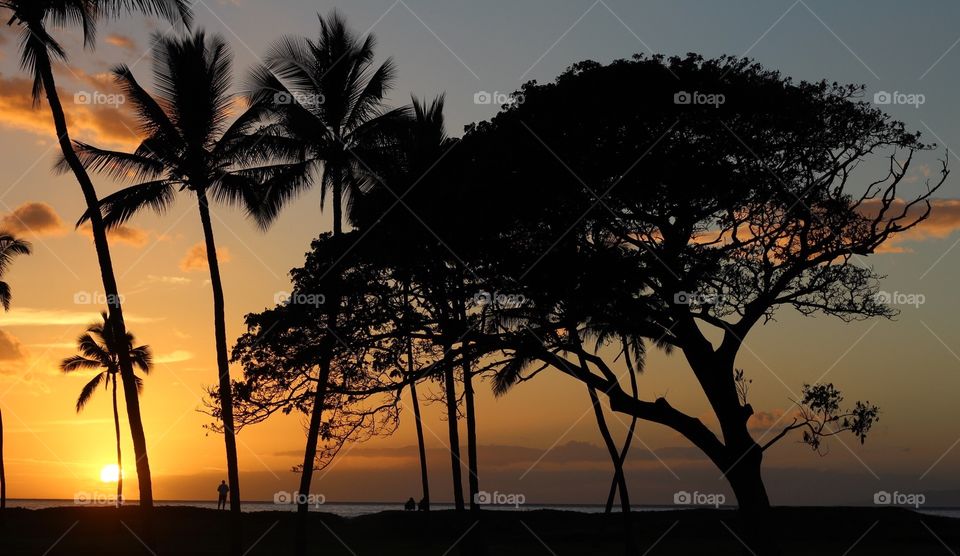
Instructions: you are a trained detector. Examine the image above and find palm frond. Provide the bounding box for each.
[60,355,104,373]
[130,344,152,373]
[77,180,177,230]
[76,371,106,412]
[56,141,166,183]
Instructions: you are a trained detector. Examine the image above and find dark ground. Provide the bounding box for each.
[0,506,957,555]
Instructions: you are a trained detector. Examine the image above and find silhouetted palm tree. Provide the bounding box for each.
[61,313,151,508]
[0,234,32,312]
[248,12,409,536]
[0,407,5,512]
[70,30,285,515]
[0,232,29,512]
[4,0,191,509]
[249,9,410,234]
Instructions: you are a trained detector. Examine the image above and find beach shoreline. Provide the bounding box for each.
[1,505,957,555]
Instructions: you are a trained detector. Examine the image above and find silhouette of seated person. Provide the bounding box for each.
[404,497,416,511]
[417,498,428,511]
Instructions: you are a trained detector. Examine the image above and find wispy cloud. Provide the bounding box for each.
[0,74,139,149]
[154,350,193,364]
[0,202,66,236]
[4,307,159,327]
[861,198,960,253]
[104,33,138,52]
[76,222,151,248]
[180,243,231,272]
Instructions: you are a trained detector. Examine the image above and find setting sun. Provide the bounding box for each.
[99,464,120,483]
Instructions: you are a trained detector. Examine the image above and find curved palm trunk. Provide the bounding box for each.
[587,386,630,513]
[112,375,123,508]
[404,284,429,510]
[403,279,430,512]
[409,380,430,510]
[1,407,5,512]
[587,385,636,555]
[33,36,153,509]
[196,191,242,514]
[606,347,639,513]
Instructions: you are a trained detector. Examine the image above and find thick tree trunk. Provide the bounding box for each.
[463,355,480,511]
[34,41,153,508]
[725,442,778,555]
[0,407,5,512]
[442,346,465,511]
[197,192,242,514]
[112,376,123,508]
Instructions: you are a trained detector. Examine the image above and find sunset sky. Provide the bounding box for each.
[1,0,960,507]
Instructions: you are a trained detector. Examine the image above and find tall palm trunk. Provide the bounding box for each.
[0,407,5,512]
[33,33,153,508]
[405,284,429,510]
[463,353,479,510]
[196,190,241,513]
[409,380,430,510]
[442,343,465,511]
[112,375,123,508]
[297,173,345,555]
[295,355,330,556]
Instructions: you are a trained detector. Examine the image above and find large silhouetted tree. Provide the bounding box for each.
[224,230,404,463]
[4,0,191,510]
[459,54,946,553]
[70,31,300,517]
[245,17,409,548]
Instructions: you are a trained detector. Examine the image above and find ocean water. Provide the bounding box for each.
[5,500,959,519]
[5,500,680,516]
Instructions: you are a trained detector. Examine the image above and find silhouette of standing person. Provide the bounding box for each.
[217,480,229,510]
